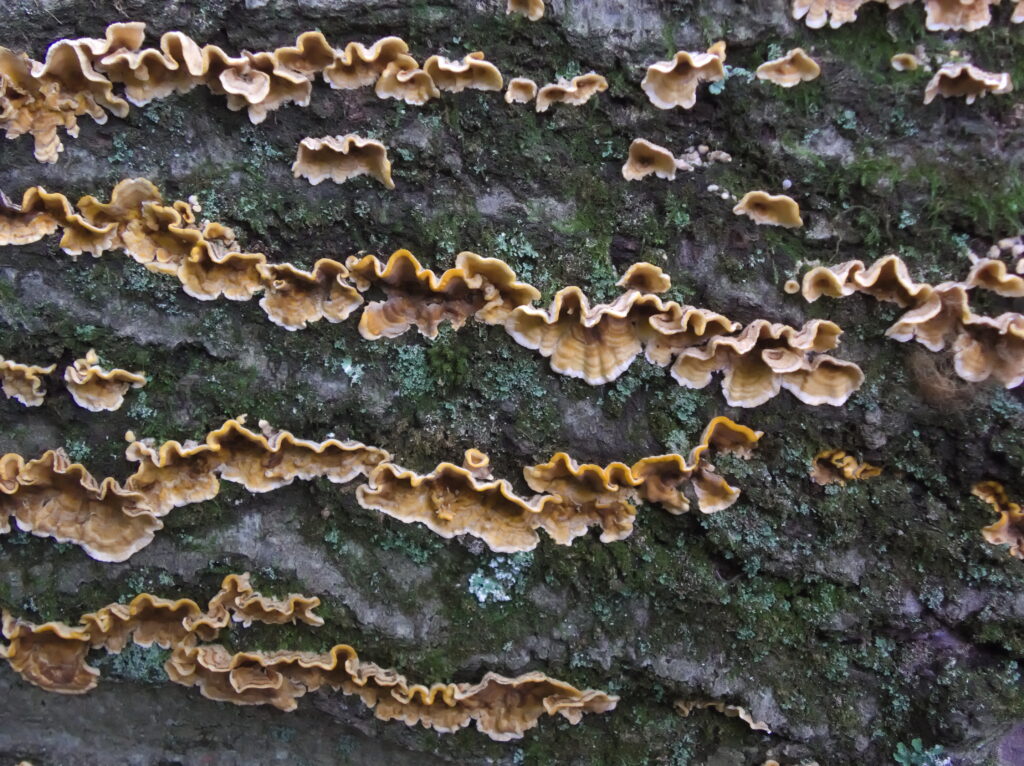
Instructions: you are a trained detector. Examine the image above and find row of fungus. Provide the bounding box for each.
[0,24,618,161]
[0,416,761,560]
[0,574,617,740]
[798,254,1024,388]
[292,134,395,189]
[0,350,145,411]
[793,0,1016,31]
[359,416,763,552]
[0,179,859,402]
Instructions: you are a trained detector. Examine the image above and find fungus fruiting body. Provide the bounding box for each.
[810,450,883,486]
[423,51,503,93]
[63,349,146,412]
[924,63,1012,105]
[505,77,538,104]
[733,191,804,228]
[641,43,726,110]
[675,699,772,733]
[507,0,545,20]
[0,357,56,406]
[535,72,608,112]
[974,482,1024,558]
[292,134,395,189]
[756,48,821,87]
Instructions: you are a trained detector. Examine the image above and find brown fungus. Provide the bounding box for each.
[641,43,726,110]
[292,134,395,189]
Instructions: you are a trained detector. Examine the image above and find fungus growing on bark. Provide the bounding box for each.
[356,458,571,552]
[675,699,772,733]
[641,43,726,110]
[670,320,863,407]
[505,77,538,104]
[374,61,440,105]
[924,63,1012,104]
[756,49,821,87]
[507,0,545,20]
[733,191,803,229]
[535,72,608,112]
[965,258,1024,297]
[622,139,685,182]
[292,134,395,189]
[0,614,98,693]
[346,250,539,339]
[791,0,875,28]
[810,450,882,486]
[198,573,324,629]
[0,449,160,562]
[800,254,930,307]
[891,53,921,71]
[617,262,672,294]
[63,349,146,412]
[257,259,363,330]
[974,481,1024,558]
[0,357,56,406]
[423,51,503,93]
[924,0,999,31]
[953,312,1024,388]
[324,37,416,89]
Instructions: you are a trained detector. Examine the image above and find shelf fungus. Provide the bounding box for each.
[505,77,538,104]
[63,349,146,412]
[323,37,416,90]
[292,134,395,189]
[670,320,864,408]
[733,191,803,229]
[675,699,772,733]
[124,416,390,516]
[924,0,1000,31]
[965,258,1024,297]
[792,0,922,29]
[891,53,921,71]
[641,42,726,110]
[974,481,1024,558]
[0,449,160,562]
[374,61,441,105]
[622,139,687,182]
[345,249,540,340]
[535,72,608,112]
[756,48,821,88]
[0,357,56,407]
[257,259,363,331]
[507,0,545,20]
[423,52,503,93]
[799,254,931,307]
[924,63,1012,105]
[810,450,882,486]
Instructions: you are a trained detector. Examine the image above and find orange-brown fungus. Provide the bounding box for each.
[924,63,1012,105]
[63,348,146,412]
[974,481,1024,558]
[292,134,395,189]
[675,699,772,733]
[0,357,56,406]
[641,43,726,110]
[733,191,803,229]
[535,72,608,112]
[810,450,882,486]
[423,51,503,93]
[756,48,821,88]
[507,0,545,20]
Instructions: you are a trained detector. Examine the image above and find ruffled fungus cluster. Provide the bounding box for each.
[535,72,608,112]
[923,62,1012,104]
[292,134,395,189]
[810,449,882,486]
[0,179,860,400]
[0,24,519,162]
[642,42,727,110]
[1,574,617,739]
[799,254,1024,388]
[792,0,1009,31]
[756,49,821,87]
[1,416,761,559]
[973,481,1024,558]
[0,350,144,411]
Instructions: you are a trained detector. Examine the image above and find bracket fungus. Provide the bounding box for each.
[622,139,687,182]
[257,259,364,331]
[2,573,616,740]
[974,481,1024,558]
[324,37,416,90]
[374,61,440,105]
[423,51,503,93]
[924,0,1000,31]
[346,250,539,340]
[733,191,804,229]
[292,134,395,189]
[0,357,56,406]
[535,72,608,112]
[810,450,882,486]
[756,49,821,88]
[791,0,876,28]
[891,53,921,71]
[924,63,1012,104]
[641,42,726,110]
[505,77,538,104]
[966,258,1024,297]
[507,0,545,20]
[675,699,772,733]
[670,319,864,408]
[63,349,146,412]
